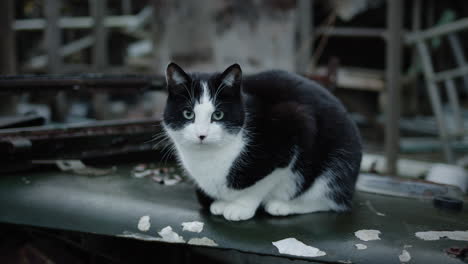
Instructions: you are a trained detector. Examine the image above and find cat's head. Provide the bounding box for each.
[163,63,244,149]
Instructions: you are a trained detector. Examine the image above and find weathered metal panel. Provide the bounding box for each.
[0,166,467,263]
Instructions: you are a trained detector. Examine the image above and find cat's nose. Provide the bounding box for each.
[199,135,206,141]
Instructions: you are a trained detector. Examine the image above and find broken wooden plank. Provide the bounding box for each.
[316,66,385,91]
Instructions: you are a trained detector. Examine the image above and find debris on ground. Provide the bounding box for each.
[355,243,367,250]
[163,174,182,186]
[355,230,381,241]
[399,249,411,263]
[157,226,185,243]
[188,237,218,247]
[56,160,116,176]
[137,215,151,232]
[272,238,326,257]
[131,164,182,185]
[182,221,204,233]
[133,164,147,172]
[445,246,468,260]
[415,231,468,241]
[132,170,153,178]
[118,231,160,241]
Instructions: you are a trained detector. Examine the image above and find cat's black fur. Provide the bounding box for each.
[165,63,362,211]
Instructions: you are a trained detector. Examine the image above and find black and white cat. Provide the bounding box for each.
[162,63,362,221]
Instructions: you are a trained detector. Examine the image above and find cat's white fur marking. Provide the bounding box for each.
[264,176,340,216]
[164,82,339,221]
[192,82,214,137]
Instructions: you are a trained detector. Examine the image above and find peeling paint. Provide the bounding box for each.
[132,170,152,178]
[355,230,381,241]
[137,215,151,232]
[399,249,411,263]
[157,226,185,243]
[182,221,204,233]
[415,231,468,241]
[272,238,326,257]
[355,243,367,250]
[188,237,218,247]
[118,231,160,241]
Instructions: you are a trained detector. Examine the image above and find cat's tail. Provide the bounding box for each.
[322,148,362,211]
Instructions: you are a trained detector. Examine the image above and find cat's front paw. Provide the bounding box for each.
[223,202,256,221]
[264,200,291,216]
[210,200,228,215]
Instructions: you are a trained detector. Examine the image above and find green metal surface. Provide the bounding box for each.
[0,165,467,263]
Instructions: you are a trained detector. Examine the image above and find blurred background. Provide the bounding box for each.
[2,0,468,176]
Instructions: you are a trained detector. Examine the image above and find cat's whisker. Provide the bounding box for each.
[159,143,176,167]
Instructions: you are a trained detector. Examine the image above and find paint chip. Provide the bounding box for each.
[132,170,152,178]
[355,243,367,250]
[188,237,218,247]
[137,215,151,232]
[118,231,160,241]
[158,226,185,243]
[272,238,326,258]
[399,249,411,263]
[355,230,381,241]
[182,221,204,233]
[56,160,115,176]
[415,231,468,241]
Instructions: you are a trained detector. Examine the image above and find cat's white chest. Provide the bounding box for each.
[175,132,245,199]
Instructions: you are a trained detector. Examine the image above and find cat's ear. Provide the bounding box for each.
[219,63,242,87]
[166,62,191,88]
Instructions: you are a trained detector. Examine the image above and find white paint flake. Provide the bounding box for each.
[355,230,381,241]
[399,249,411,263]
[181,221,204,233]
[355,243,367,250]
[415,231,468,241]
[158,226,185,243]
[272,238,326,258]
[137,215,151,232]
[132,170,152,178]
[188,237,218,247]
[118,231,160,241]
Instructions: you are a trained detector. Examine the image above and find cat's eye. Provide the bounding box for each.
[183,110,195,120]
[212,110,224,120]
